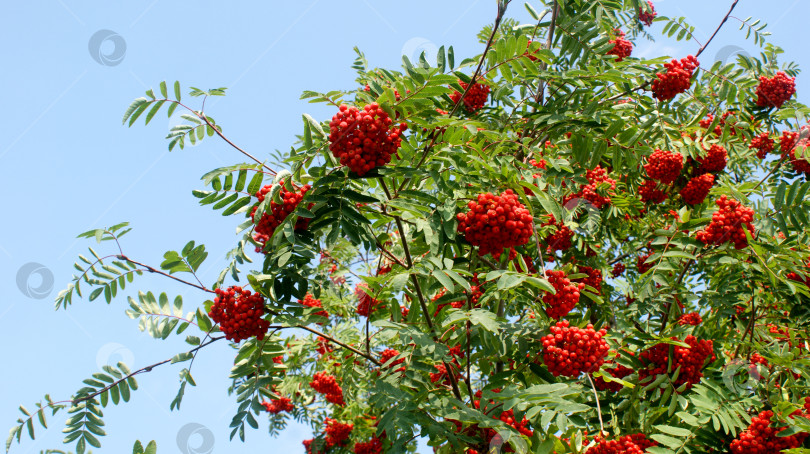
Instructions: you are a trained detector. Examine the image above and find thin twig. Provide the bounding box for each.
[118,255,213,293]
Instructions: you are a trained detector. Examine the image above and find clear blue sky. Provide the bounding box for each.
[1,1,808,453]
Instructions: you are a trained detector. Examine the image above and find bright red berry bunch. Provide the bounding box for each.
[261,396,293,414]
[354,437,383,454]
[379,348,406,374]
[575,165,617,209]
[541,321,609,377]
[593,357,634,392]
[638,1,657,26]
[651,55,699,101]
[697,144,728,173]
[678,312,703,326]
[695,195,755,249]
[607,30,633,62]
[639,179,667,204]
[454,390,533,453]
[456,189,534,258]
[788,132,810,174]
[611,263,626,278]
[699,112,740,136]
[310,371,345,406]
[755,71,796,108]
[645,149,683,184]
[355,283,382,317]
[639,335,715,389]
[637,251,653,274]
[328,103,407,176]
[730,409,808,453]
[750,132,775,159]
[543,270,585,319]
[450,80,491,112]
[780,131,800,155]
[680,173,714,205]
[208,286,269,342]
[250,183,312,252]
[301,293,329,320]
[324,418,354,449]
[576,266,603,295]
[585,433,656,454]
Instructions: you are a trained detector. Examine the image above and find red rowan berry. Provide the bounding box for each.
[611,262,626,278]
[680,173,714,205]
[678,312,702,326]
[755,71,796,108]
[301,293,329,320]
[457,189,534,258]
[607,30,633,62]
[544,270,585,319]
[541,321,609,377]
[695,195,755,249]
[697,144,728,173]
[328,103,406,176]
[639,335,715,389]
[354,437,383,454]
[250,183,312,253]
[208,286,270,342]
[651,56,699,101]
[645,149,683,184]
[639,1,657,26]
[639,179,667,204]
[750,132,775,159]
[730,410,808,453]
[450,80,490,112]
[309,371,345,406]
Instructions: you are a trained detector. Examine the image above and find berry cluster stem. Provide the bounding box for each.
[117,255,213,293]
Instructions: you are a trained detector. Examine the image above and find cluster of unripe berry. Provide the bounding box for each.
[755,71,796,108]
[541,321,610,377]
[208,286,269,342]
[651,55,699,101]
[543,270,584,319]
[695,195,755,249]
[730,404,810,454]
[450,80,490,112]
[607,30,633,62]
[328,103,407,176]
[310,371,345,406]
[457,189,534,258]
[250,183,312,252]
[639,335,715,389]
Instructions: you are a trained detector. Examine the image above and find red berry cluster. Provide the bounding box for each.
[593,357,634,392]
[607,30,633,62]
[328,103,407,176]
[429,361,461,385]
[695,195,755,249]
[637,251,653,274]
[324,418,354,449]
[730,409,808,453]
[639,179,667,204]
[585,434,656,454]
[209,286,269,342]
[680,173,714,205]
[301,293,329,320]
[645,149,683,184]
[316,336,334,356]
[755,71,796,108]
[261,396,293,414]
[354,437,383,454]
[310,371,345,406]
[788,132,810,175]
[699,112,740,136]
[780,131,800,155]
[541,321,609,377]
[543,270,585,319]
[250,183,312,252]
[611,262,626,278]
[639,335,715,389]
[355,283,382,317]
[750,132,775,159]
[576,266,603,295]
[697,144,728,173]
[456,189,534,258]
[453,389,533,453]
[678,312,703,326]
[379,348,406,374]
[542,215,574,252]
[638,0,657,26]
[576,165,617,209]
[651,56,699,101]
[450,80,491,112]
